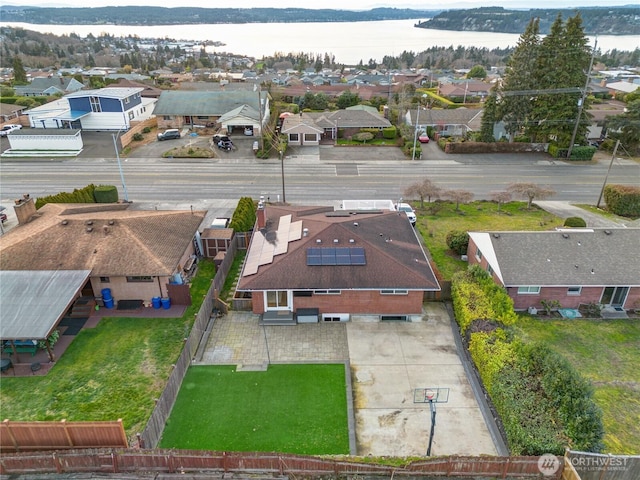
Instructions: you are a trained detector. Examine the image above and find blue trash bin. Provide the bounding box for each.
[104,297,115,309]
[101,288,112,301]
[152,297,162,309]
[161,297,171,310]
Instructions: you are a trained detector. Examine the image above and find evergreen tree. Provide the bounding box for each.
[12,56,28,84]
[497,18,540,141]
[529,14,591,146]
[480,91,498,142]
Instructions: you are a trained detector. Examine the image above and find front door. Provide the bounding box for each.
[264,290,291,311]
[601,286,629,307]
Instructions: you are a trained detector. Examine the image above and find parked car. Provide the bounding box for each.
[217,139,234,151]
[243,127,253,136]
[0,124,22,136]
[418,133,430,143]
[213,134,231,144]
[157,129,181,141]
[395,203,417,226]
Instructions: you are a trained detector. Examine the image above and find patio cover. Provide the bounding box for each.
[0,270,91,340]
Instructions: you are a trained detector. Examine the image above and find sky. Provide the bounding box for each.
[3,1,634,10]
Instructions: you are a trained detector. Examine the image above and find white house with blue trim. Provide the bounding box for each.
[27,87,155,130]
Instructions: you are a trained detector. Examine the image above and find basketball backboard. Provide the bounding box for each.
[413,387,450,404]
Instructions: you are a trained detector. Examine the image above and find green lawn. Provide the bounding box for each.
[0,260,216,439]
[159,364,349,454]
[416,200,561,279]
[515,317,640,454]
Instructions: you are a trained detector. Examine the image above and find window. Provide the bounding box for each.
[313,290,341,295]
[517,286,541,294]
[304,133,316,142]
[475,248,483,261]
[266,290,289,309]
[128,111,134,120]
[99,276,110,283]
[487,265,494,275]
[567,286,582,295]
[126,276,153,283]
[124,97,130,104]
[380,289,408,295]
[289,133,299,142]
[163,115,172,121]
[90,96,101,113]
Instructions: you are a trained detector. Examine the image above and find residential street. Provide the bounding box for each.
[0,138,638,209]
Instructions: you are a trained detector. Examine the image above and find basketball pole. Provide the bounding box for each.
[427,399,436,456]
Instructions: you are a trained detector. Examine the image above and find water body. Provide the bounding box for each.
[2,20,637,64]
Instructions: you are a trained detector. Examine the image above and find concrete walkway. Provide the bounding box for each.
[198,305,497,457]
[535,200,638,228]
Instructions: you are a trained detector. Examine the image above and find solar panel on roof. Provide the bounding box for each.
[306,246,366,266]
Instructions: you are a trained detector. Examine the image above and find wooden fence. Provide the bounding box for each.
[0,420,127,452]
[138,236,239,448]
[0,450,559,478]
[118,117,158,149]
[565,450,640,480]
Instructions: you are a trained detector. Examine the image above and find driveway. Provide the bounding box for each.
[200,304,498,457]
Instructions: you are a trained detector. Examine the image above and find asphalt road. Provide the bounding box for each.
[1,135,638,207]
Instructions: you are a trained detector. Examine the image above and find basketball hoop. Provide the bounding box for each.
[425,389,436,402]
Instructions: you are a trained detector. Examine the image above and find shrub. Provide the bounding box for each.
[603,184,640,217]
[35,184,98,209]
[142,127,151,134]
[94,185,119,203]
[133,133,144,141]
[382,126,397,139]
[564,216,587,227]
[446,230,469,255]
[229,197,257,232]
[352,132,375,143]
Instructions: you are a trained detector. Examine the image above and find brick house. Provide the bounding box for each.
[236,201,440,323]
[467,229,640,314]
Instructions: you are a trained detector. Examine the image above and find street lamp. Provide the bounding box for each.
[112,128,129,202]
[412,94,428,161]
[279,150,286,204]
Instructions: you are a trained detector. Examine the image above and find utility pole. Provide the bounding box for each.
[596,139,620,209]
[567,37,597,159]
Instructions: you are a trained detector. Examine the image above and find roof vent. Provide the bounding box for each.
[493,233,500,238]
[108,220,115,226]
[61,220,68,226]
[316,239,322,244]
[85,220,93,226]
[349,239,355,243]
[562,233,569,239]
[604,230,611,235]
[353,222,359,227]
[303,228,309,237]
[333,239,339,244]
[86,227,93,233]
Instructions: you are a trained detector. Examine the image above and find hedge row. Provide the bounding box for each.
[228,197,257,232]
[451,265,517,333]
[453,266,604,455]
[603,184,640,217]
[548,144,597,160]
[34,184,118,209]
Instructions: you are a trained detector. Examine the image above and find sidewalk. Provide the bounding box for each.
[534,201,636,228]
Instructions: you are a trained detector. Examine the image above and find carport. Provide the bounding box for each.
[0,270,91,364]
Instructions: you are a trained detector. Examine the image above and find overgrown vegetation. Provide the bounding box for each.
[34,183,118,208]
[453,266,604,455]
[603,184,640,218]
[228,197,257,232]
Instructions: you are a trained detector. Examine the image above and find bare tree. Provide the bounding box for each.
[443,189,474,212]
[489,190,513,213]
[507,182,555,210]
[404,178,441,208]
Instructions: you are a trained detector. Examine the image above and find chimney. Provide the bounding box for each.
[256,196,267,230]
[13,194,37,225]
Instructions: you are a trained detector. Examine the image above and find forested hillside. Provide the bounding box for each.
[0,6,437,25]
[417,6,640,35]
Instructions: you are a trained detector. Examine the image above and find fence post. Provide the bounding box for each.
[111,451,119,473]
[501,457,510,479]
[223,451,228,472]
[52,451,63,474]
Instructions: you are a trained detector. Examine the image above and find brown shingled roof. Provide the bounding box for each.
[237,205,439,292]
[0,204,205,276]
